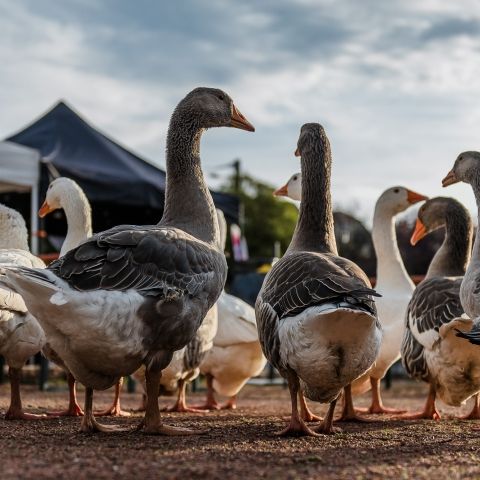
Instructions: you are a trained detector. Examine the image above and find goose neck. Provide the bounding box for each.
[160,111,219,246]
[288,143,337,254]
[61,196,92,256]
[426,207,472,278]
[470,178,480,264]
[372,205,413,290]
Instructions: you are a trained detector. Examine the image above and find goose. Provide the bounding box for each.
[2,87,254,434]
[256,123,381,436]
[400,196,480,420]
[195,210,267,410]
[0,204,46,419]
[39,177,129,417]
[275,175,427,414]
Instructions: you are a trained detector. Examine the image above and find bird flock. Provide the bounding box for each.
[1,86,480,439]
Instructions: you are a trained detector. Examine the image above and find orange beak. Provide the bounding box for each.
[230,104,255,132]
[294,148,301,157]
[410,219,428,246]
[38,201,54,218]
[273,184,288,197]
[406,189,428,205]
[442,170,459,187]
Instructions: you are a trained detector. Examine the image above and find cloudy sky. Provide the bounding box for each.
[1,0,479,222]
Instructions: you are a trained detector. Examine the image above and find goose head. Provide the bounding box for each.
[410,197,454,245]
[177,87,254,132]
[442,151,480,187]
[294,122,326,157]
[376,186,428,216]
[0,204,29,250]
[274,172,301,200]
[39,177,89,218]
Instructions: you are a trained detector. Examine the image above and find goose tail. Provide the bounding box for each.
[455,326,480,346]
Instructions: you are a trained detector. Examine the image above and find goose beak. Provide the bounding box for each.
[294,148,301,157]
[230,104,255,132]
[273,184,288,197]
[410,219,428,246]
[38,201,54,218]
[406,190,428,205]
[442,170,459,187]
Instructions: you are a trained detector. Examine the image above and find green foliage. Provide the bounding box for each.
[221,173,298,258]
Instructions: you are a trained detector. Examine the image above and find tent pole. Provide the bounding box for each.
[31,184,39,255]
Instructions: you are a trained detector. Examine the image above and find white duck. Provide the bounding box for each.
[0,204,46,419]
[401,196,480,420]
[2,87,254,434]
[195,210,266,410]
[256,123,382,436]
[39,177,129,417]
[275,175,427,415]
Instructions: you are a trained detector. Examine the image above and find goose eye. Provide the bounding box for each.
[393,188,399,193]
[217,94,224,101]
[293,176,298,181]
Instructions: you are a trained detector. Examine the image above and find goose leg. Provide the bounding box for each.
[190,374,219,410]
[95,378,131,417]
[336,384,373,422]
[356,377,406,415]
[299,393,322,422]
[314,399,341,434]
[459,393,480,420]
[48,373,84,417]
[400,384,440,420]
[163,378,209,413]
[141,369,205,435]
[79,387,125,433]
[276,371,319,437]
[5,367,46,420]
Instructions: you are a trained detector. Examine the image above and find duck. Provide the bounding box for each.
[195,210,267,410]
[275,175,427,414]
[2,87,255,434]
[400,196,480,419]
[256,123,381,436]
[39,177,129,417]
[0,204,46,419]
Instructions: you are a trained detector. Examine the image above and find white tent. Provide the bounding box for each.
[0,141,42,254]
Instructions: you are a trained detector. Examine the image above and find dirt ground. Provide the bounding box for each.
[1,379,480,480]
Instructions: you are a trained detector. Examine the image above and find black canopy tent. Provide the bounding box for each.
[4,101,239,252]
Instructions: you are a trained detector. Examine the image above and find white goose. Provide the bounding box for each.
[2,87,255,434]
[401,196,480,420]
[196,210,266,410]
[256,123,382,436]
[0,204,46,419]
[275,175,426,415]
[39,177,129,417]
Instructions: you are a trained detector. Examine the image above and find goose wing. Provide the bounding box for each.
[48,225,226,299]
[407,277,464,350]
[260,251,378,321]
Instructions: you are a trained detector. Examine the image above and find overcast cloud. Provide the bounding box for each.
[1,0,479,222]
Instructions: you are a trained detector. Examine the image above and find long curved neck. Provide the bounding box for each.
[61,193,92,256]
[288,141,337,254]
[426,208,472,279]
[470,177,480,266]
[160,111,219,246]
[372,205,413,290]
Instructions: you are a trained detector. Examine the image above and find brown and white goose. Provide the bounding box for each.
[256,123,381,436]
[401,197,480,420]
[0,205,46,419]
[39,177,129,417]
[2,87,254,434]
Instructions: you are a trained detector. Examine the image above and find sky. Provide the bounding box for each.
[1,0,479,224]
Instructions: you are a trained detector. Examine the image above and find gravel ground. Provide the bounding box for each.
[1,379,480,479]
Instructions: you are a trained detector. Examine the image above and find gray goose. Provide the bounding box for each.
[256,123,381,436]
[3,87,254,434]
[400,197,480,420]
